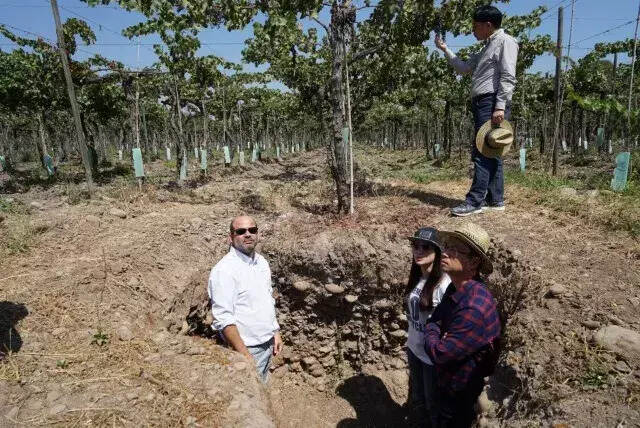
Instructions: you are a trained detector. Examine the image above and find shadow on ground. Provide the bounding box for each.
[0,301,29,360]
[336,374,407,428]
[357,179,462,209]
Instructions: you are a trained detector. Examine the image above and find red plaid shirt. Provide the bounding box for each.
[425,280,501,393]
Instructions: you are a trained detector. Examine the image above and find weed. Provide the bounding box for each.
[582,364,608,387]
[56,359,69,369]
[65,184,91,205]
[3,216,34,254]
[91,329,109,347]
[0,198,30,215]
[164,160,176,170]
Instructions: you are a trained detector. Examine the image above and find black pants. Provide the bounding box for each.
[433,378,484,428]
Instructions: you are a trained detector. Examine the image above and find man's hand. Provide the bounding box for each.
[492,109,505,125]
[273,332,283,356]
[435,34,447,52]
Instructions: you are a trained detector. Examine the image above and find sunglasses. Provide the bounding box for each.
[233,227,258,236]
[441,239,474,257]
[411,242,435,251]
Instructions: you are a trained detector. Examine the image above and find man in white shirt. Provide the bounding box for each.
[435,5,519,217]
[208,215,283,382]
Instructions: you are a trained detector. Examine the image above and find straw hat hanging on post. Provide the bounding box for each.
[476,119,514,159]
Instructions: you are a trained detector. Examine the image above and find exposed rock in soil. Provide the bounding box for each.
[593,325,640,364]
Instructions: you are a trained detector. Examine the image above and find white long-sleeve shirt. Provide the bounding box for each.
[208,247,280,347]
[443,28,519,110]
[406,274,452,364]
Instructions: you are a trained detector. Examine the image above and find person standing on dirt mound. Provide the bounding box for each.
[405,227,452,427]
[207,215,283,383]
[435,5,518,217]
[424,222,501,428]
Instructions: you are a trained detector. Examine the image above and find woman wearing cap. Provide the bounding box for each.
[424,222,501,428]
[405,227,452,426]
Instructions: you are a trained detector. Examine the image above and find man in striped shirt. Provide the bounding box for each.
[436,5,519,217]
[425,222,501,428]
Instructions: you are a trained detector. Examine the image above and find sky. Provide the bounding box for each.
[0,0,639,79]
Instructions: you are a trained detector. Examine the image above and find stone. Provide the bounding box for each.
[581,320,600,330]
[46,389,62,402]
[318,346,332,355]
[396,313,407,322]
[389,330,407,339]
[117,325,134,341]
[109,208,127,219]
[233,362,248,371]
[144,393,156,402]
[189,217,203,230]
[321,356,336,368]
[559,187,578,198]
[185,416,197,426]
[125,391,139,400]
[5,406,19,420]
[593,325,640,360]
[608,315,624,326]
[51,327,66,337]
[324,283,345,294]
[585,189,599,198]
[30,201,43,210]
[344,294,358,303]
[373,299,393,309]
[476,390,495,415]
[391,358,405,369]
[293,281,311,292]
[48,403,66,416]
[546,283,566,298]
[615,360,632,373]
[290,362,302,372]
[85,215,101,225]
[302,356,318,367]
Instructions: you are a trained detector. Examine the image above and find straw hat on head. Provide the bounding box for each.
[440,222,493,275]
[476,119,514,159]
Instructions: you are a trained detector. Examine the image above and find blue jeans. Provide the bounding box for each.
[407,349,438,428]
[247,337,274,383]
[465,94,511,207]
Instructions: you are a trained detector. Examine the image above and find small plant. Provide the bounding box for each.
[91,329,109,347]
[582,364,608,387]
[56,359,68,369]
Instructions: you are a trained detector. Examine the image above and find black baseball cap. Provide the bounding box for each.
[407,227,442,252]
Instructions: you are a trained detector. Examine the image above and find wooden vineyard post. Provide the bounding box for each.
[50,0,93,192]
[552,6,563,176]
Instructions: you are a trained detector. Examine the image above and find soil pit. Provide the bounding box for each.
[167,225,540,426]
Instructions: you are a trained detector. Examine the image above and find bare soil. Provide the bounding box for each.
[1,148,639,427]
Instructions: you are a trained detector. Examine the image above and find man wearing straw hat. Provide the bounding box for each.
[435,5,518,216]
[424,222,501,427]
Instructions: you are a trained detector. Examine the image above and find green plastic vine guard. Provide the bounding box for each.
[0,155,5,172]
[132,148,145,178]
[239,151,245,166]
[434,143,441,158]
[194,147,199,161]
[519,148,526,172]
[251,147,258,162]
[166,146,171,161]
[223,146,231,164]
[200,149,207,171]
[276,146,281,160]
[179,149,187,180]
[611,152,631,192]
[43,154,55,176]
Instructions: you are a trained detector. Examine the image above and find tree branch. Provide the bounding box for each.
[311,17,329,34]
[349,43,385,64]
